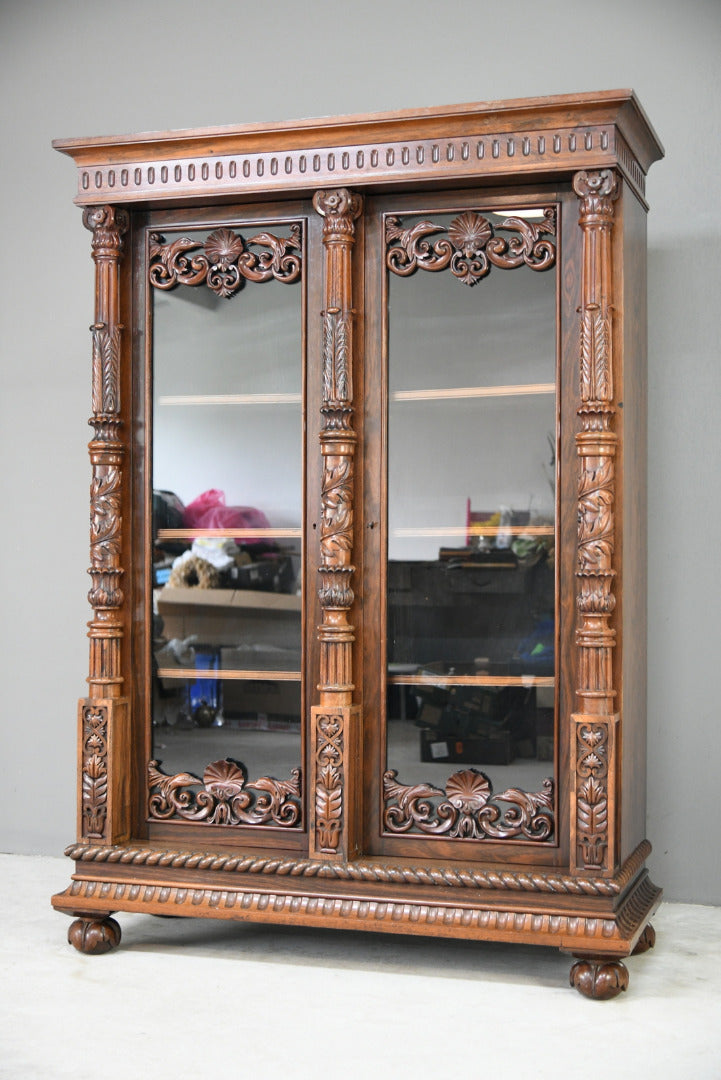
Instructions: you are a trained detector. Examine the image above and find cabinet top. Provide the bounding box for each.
[54,89,663,208]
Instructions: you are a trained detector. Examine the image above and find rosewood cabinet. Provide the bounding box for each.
[52,91,663,998]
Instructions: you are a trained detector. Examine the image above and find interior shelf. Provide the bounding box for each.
[391,382,555,402]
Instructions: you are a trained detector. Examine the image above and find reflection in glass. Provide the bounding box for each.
[385,208,557,808]
[150,224,303,800]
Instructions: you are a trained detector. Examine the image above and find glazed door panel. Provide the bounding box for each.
[139,200,318,848]
[364,189,566,861]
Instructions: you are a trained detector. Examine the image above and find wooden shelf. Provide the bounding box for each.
[392,525,554,539]
[157,393,301,406]
[156,667,301,681]
[156,527,302,540]
[156,586,302,612]
[391,383,555,402]
[388,673,555,687]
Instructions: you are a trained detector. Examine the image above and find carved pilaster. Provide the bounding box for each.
[311,189,363,860]
[571,169,620,874]
[313,189,363,702]
[80,206,130,843]
[83,205,129,698]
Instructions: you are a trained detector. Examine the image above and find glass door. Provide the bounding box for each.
[367,190,561,855]
[143,204,309,838]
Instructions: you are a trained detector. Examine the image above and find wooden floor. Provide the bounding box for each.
[3,854,720,1078]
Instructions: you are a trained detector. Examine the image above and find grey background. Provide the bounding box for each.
[1,0,719,904]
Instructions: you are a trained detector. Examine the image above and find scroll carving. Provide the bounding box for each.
[148,224,302,297]
[147,758,302,828]
[314,715,344,852]
[383,768,554,841]
[386,208,556,285]
[81,706,108,838]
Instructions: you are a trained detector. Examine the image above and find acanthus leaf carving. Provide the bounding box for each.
[147,758,302,828]
[580,306,612,403]
[320,459,354,564]
[577,458,615,572]
[322,309,352,405]
[91,322,122,418]
[383,768,554,841]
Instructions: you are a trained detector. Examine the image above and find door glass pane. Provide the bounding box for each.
[149,221,303,827]
[384,206,557,840]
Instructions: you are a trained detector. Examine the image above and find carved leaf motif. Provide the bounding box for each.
[578,776,608,832]
[322,311,352,404]
[580,309,612,402]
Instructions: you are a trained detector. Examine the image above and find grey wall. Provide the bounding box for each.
[1,0,719,904]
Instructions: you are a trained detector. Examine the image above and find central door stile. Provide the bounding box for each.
[309,189,364,861]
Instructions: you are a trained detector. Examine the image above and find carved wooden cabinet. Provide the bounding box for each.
[52,91,663,998]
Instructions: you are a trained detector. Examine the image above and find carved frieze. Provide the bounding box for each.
[147,758,302,828]
[148,224,302,297]
[383,768,554,841]
[386,208,556,285]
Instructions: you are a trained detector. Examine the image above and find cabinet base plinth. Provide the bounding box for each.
[53,841,661,995]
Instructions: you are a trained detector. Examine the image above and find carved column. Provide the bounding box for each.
[309,189,363,861]
[78,206,130,843]
[570,170,620,875]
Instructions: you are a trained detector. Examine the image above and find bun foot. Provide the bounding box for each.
[632,923,656,955]
[569,958,629,1000]
[68,916,121,955]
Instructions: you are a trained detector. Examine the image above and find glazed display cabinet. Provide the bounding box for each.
[52,91,663,998]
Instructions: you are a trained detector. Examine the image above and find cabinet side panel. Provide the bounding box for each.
[618,186,648,863]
